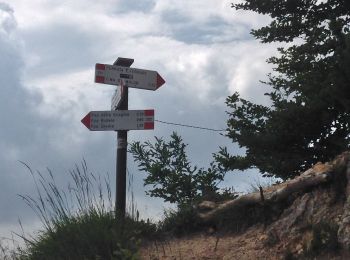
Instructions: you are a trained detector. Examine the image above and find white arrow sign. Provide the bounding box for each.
[81,110,154,131]
[95,63,165,91]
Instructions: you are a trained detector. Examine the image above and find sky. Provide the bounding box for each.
[0,0,279,242]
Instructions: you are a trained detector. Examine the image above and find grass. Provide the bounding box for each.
[0,160,264,259]
[6,160,156,260]
[303,221,340,258]
[246,177,280,194]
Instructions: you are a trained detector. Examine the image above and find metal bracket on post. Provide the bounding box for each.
[114,57,134,217]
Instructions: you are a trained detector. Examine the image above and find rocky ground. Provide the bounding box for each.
[140,152,350,259]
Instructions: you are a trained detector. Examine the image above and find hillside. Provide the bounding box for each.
[140,152,350,259]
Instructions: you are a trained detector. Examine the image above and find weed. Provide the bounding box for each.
[246,177,280,194]
[264,229,280,247]
[283,248,296,260]
[158,203,203,236]
[13,160,155,260]
[303,221,340,258]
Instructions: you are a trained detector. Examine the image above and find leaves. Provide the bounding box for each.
[219,1,350,179]
[129,132,226,204]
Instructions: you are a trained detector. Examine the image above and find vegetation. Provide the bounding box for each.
[129,132,227,205]
[130,132,241,237]
[215,0,350,180]
[157,203,201,236]
[304,221,340,258]
[12,161,156,260]
[0,137,234,259]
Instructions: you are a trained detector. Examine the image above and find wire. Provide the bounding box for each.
[155,119,226,132]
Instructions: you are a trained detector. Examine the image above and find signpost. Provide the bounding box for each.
[95,63,165,90]
[81,110,155,131]
[82,57,165,217]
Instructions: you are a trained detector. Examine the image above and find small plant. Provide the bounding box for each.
[303,221,340,257]
[129,132,226,205]
[157,203,203,236]
[198,186,239,203]
[246,177,280,194]
[0,238,19,260]
[263,229,280,247]
[283,248,296,260]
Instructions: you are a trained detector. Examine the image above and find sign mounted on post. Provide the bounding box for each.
[95,63,165,91]
[83,57,165,217]
[81,109,154,131]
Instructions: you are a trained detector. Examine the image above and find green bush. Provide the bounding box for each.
[129,132,226,205]
[157,203,203,236]
[17,212,141,260]
[15,161,156,260]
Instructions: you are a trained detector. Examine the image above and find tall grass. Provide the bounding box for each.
[12,160,155,260]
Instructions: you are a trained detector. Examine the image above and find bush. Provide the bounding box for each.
[304,221,340,258]
[15,161,156,260]
[157,203,203,236]
[17,212,143,260]
[129,132,226,205]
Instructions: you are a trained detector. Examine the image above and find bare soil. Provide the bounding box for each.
[140,152,350,260]
[140,227,350,259]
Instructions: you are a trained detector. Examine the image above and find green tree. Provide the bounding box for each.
[215,0,350,179]
[129,132,226,205]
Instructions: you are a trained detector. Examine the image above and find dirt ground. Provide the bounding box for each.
[139,226,349,260]
[140,153,350,259]
[140,226,283,260]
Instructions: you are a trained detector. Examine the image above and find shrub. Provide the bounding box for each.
[15,161,156,260]
[304,221,340,257]
[157,203,203,236]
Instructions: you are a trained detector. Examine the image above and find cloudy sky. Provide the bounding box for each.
[0,0,279,241]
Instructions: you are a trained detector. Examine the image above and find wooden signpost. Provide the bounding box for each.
[81,57,165,216]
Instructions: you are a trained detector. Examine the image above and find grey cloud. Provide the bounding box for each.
[0,0,276,239]
[115,0,156,13]
[160,10,251,44]
[0,2,13,12]
[0,2,16,33]
[0,5,115,229]
[0,6,45,224]
[22,24,106,78]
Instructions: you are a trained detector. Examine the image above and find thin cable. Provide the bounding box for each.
[155,119,226,132]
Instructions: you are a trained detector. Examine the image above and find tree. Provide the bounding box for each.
[129,132,226,205]
[215,0,350,179]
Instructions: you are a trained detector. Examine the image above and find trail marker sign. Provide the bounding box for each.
[81,109,154,131]
[95,63,165,90]
[83,57,165,217]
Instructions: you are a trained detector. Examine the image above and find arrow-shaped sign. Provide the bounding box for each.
[81,109,155,131]
[95,63,165,91]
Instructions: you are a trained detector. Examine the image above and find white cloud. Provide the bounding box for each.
[0,0,282,242]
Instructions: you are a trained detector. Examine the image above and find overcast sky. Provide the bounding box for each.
[0,0,279,241]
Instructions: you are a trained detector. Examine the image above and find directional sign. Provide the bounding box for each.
[81,110,154,131]
[95,63,165,91]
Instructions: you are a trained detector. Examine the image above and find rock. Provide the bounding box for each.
[198,201,217,211]
[259,234,268,242]
[295,243,303,252]
[338,159,350,249]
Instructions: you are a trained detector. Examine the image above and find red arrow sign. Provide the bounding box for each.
[81,110,155,131]
[95,63,165,90]
[81,113,91,129]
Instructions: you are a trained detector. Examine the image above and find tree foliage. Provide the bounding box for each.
[129,132,226,205]
[216,0,350,179]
